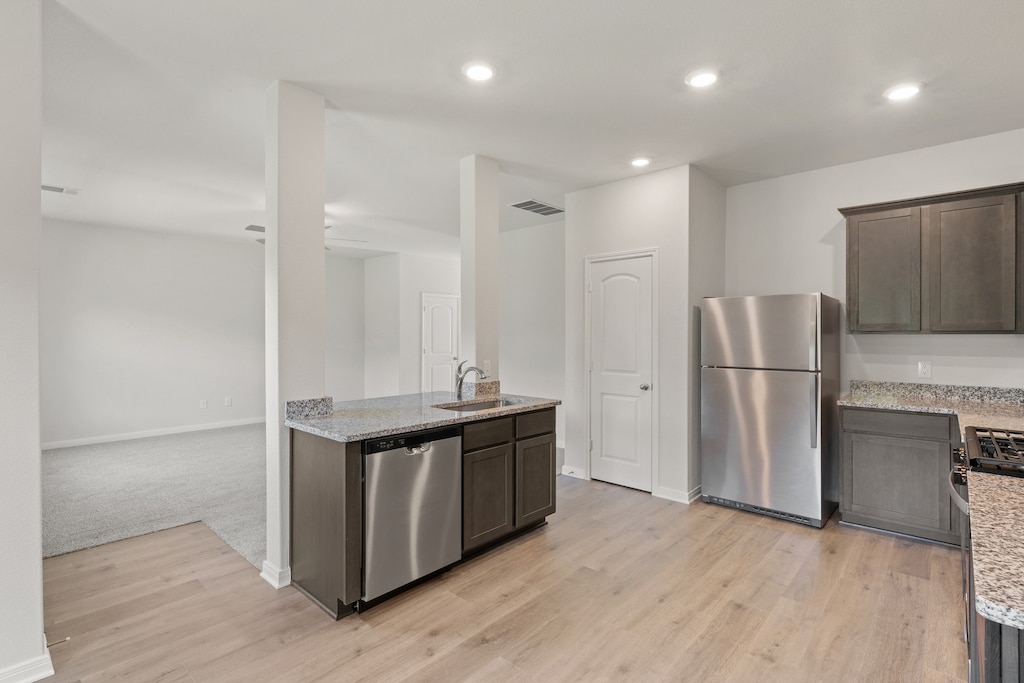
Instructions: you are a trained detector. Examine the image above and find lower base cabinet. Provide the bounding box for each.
[515,433,556,527]
[840,407,959,545]
[463,408,557,554]
[463,443,515,550]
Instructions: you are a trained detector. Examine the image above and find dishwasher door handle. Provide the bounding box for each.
[404,443,432,455]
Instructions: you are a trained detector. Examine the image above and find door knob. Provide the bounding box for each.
[640,383,650,391]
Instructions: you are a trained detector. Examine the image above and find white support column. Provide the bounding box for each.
[459,155,500,392]
[0,2,53,682]
[263,81,326,588]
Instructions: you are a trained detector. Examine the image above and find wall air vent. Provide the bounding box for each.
[41,185,79,195]
[510,199,564,216]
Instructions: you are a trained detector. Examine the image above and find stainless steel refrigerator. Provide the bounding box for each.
[700,293,840,528]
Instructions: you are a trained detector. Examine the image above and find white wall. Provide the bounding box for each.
[363,254,401,397]
[566,165,715,502]
[39,220,366,446]
[40,220,265,445]
[0,1,50,680]
[686,168,727,489]
[500,222,566,443]
[325,253,365,401]
[398,253,460,394]
[364,252,460,397]
[725,127,1024,391]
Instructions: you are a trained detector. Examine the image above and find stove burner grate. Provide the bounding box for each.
[967,427,1024,476]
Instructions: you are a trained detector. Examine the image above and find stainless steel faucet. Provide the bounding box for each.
[456,360,487,400]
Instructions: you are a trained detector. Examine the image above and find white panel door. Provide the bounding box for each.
[422,294,460,393]
[589,256,654,491]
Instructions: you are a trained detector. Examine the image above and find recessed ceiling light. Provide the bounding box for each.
[684,69,719,88]
[884,82,924,101]
[461,61,497,82]
[631,157,652,168]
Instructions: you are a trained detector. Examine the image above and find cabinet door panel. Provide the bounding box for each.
[841,432,953,541]
[515,433,556,527]
[927,194,1016,331]
[847,207,922,332]
[463,444,515,552]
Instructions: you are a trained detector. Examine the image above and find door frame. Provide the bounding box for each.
[421,292,460,392]
[583,248,659,490]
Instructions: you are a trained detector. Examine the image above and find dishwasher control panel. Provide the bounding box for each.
[362,425,461,455]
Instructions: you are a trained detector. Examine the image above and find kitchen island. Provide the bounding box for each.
[285,391,561,619]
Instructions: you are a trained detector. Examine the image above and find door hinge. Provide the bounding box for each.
[589,439,593,452]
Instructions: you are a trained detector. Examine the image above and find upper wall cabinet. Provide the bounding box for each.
[841,183,1024,334]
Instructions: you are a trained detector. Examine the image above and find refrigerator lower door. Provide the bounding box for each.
[701,367,823,523]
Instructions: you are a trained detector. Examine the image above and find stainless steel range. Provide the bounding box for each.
[953,425,1024,682]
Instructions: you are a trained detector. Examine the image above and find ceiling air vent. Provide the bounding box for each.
[510,199,564,216]
[41,185,79,195]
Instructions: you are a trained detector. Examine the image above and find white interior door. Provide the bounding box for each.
[422,293,460,393]
[589,255,654,492]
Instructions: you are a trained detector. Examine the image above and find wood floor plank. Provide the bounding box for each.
[42,479,968,682]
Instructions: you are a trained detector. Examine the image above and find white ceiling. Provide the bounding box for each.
[41,0,1024,257]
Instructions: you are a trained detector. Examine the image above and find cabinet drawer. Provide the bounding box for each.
[516,408,555,439]
[842,408,952,441]
[463,417,514,452]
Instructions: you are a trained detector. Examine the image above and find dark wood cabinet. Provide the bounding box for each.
[463,443,515,550]
[839,407,959,545]
[462,408,557,554]
[842,183,1024,334]
[846,206,922,332]
[515,433,556,527]
[290,430,362,619]
[927,194,1017,332]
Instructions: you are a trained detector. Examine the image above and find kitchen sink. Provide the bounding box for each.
[436,399,512,412]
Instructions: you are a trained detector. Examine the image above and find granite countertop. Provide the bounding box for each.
[838,380,1024,435]
[285,391,561,442]
[967,470,1024,629]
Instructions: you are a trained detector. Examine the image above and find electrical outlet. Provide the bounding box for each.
[200,399,208,409]
[917,361,933,379]
[224,397,232,407]
[482,360,492,376]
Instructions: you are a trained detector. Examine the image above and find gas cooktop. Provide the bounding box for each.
[965,426,1024,477]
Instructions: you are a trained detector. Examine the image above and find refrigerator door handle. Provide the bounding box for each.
[810,374,818,449]
[808,295,818,371]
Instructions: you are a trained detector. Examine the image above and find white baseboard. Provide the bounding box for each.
[0,634,54,683]
[653,485,699,504]
[41,417,267,450]
[260,560,291,589]
[560,465,588,479]
[688,484,702,503]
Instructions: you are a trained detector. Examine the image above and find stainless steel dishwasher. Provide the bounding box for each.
[361,425,462,603]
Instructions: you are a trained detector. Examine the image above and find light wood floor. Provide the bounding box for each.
[43,477,967,682]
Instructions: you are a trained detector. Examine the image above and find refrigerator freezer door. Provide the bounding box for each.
[701,293,819,371]
[701,367,823,521]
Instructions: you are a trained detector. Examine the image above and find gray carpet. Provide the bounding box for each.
[42,423,266,567]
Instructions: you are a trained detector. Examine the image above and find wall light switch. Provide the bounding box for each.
[917,361,933,379]
[224,397,232,407]
[200,399,208,409]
